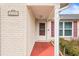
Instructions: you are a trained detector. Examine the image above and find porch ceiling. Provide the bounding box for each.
[29,5,54,20]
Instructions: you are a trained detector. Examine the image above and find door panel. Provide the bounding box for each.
[39,23,45,36]
[37,20,46,40]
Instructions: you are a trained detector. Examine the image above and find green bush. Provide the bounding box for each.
[60,38,79,56]
[68,46,79,56]
[59,38,69,55]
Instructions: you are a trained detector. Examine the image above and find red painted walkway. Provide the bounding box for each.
[30,42,54,56]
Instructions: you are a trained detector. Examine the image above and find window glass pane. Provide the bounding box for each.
[65,30,72,36]
[59,22,63,29]
[59,30,63,36]
[39,23,45,35]
[59,22,63,36]
[65,22,72,29]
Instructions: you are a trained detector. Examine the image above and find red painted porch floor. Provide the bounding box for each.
[30,42,54,56]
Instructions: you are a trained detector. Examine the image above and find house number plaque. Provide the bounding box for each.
[8,9,19,16]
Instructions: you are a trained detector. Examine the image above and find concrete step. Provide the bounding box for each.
[30,42,54,56]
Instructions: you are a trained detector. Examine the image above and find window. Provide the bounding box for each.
[59,22,72,36]
[64,22,72,36]
[39,23,45,35]
[59,30,63,36]
[59,22,63,36]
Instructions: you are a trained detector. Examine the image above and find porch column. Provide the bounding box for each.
[54,4,60,56]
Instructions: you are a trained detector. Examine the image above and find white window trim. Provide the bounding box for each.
[59,21,73,37]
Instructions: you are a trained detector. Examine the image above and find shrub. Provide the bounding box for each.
[59,38,69,55]
[60,38,79,56]
[67,45,79,56]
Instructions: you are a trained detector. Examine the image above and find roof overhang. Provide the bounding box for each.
[28,5,54,20]
[59,3,79,19]
[60,14,79,19]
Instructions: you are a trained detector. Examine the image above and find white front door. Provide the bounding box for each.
[37,20,47,40]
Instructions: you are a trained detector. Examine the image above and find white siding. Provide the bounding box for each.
[1,4,27,56]
[26,6,35,55]
[47,21,51,40]
[47,20,54,41]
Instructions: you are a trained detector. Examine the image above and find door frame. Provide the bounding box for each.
[36,19,47,40]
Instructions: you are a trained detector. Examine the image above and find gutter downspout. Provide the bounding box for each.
[0,7,1,56]
[54,4,60,56]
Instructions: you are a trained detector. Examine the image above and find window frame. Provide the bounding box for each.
[59,21,73,37]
